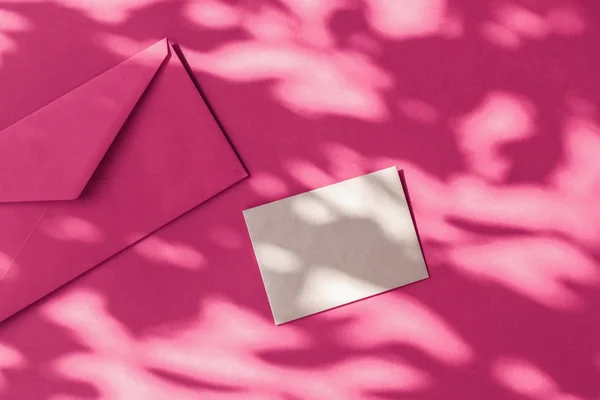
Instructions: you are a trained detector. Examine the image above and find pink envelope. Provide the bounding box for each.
[0,39,247,323]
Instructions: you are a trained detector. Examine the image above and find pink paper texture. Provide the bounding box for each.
[1,1,600,400]
[0,40,167,202]
[0,39,247,323]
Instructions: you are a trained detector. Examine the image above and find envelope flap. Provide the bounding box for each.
[0,39,169,203]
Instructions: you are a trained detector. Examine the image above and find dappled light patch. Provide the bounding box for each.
[455,91,536,182]
[492,357,586,400]
[134,236,206,270]
[332,293,474,365]
[0,342,25,392]
[43,216,104,244]
[448,237,600,310]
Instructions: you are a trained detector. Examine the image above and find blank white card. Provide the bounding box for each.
[243,167,429,325]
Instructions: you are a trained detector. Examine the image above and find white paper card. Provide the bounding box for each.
[243,167,429,324]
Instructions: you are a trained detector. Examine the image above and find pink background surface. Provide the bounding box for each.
[1,0,599,399]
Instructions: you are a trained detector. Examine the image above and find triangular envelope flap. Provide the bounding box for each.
[0,39,169,203]
[0,43,247,323]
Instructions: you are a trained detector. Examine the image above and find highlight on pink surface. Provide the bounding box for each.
[347,33,383,55]
[178,0,394,122]
[44,216,104,244]
[242,6,300,44]
[492,357,586,400]
[247,172,289,198]
[481,2,585,48]
[286,160,333,188]
[481,20,522,49]
[183,43,392,121]
[0,33,16,68]
[331,293,473,365]
[330,357,432,393]
[184,0,241,30]
[45,290,204,399]
[273,0,349,47]
[547,6,585,35]
[0,9,30,32]
[0,342,25,390]
[364,0,450,39]
[565,94,597,117]
[398,98,440,124]
[0,251,11,277]
[98,34,162,58]
[43,290,446,399]
[322,143,366,179]
[49,0,151,23]
[445,111,600,245]
[210,225,243,249]
[494,4,549,39]
[448,237,600,310]
[455,91,536,181]
[373,161,472,244]
[133,236,206,270]
[552,117,600,197]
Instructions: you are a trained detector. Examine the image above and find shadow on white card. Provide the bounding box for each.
[243,166,429,325]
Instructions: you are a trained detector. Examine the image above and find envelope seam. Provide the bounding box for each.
[0,42,167,136]
[0,207,48,283]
